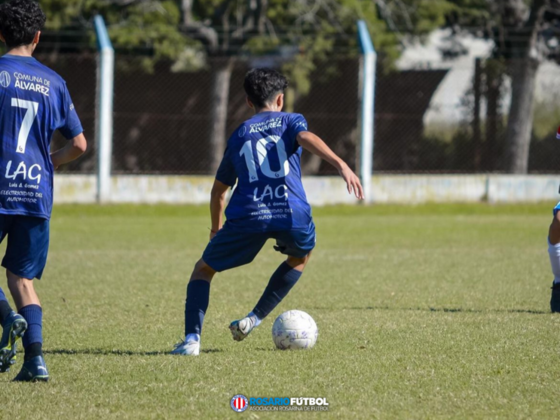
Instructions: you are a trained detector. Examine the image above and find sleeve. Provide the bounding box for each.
[215,146,237,187]
[58,83,84,140]
[287,113,309,150]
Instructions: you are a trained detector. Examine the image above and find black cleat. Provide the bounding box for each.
[551,283,560,313]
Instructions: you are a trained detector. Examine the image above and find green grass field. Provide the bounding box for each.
[0,203,559,419]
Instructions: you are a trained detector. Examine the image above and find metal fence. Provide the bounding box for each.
[43,53,560,175]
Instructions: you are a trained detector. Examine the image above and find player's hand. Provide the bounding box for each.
[339,164,365,200]
[209,229,219,241]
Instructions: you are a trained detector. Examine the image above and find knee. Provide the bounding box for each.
[190,259,215,282]
[6,271,32,291]
[286,253,311,270]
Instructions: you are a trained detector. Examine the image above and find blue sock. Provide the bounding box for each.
[19,305,43,360]
[184,280,210,336]
[253,262,302,320]
[0,287,12,326]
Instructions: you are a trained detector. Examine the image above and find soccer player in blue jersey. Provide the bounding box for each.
[172,68,364,355]
[0,0,87,381]
[549,128,560,312]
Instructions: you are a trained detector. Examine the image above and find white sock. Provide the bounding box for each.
[248,312,262,327]
[548,240,560,284]
[186,333,200,343]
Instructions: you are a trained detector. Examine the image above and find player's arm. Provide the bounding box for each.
[209,179,230,240]
[297,131,364,199]
[50,133,87,169]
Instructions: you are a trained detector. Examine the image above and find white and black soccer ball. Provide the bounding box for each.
[272,310,318,350]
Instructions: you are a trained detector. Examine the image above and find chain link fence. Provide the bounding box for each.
[42,53,560,175]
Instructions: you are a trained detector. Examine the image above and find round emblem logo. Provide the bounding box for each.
[230,394,249,412]
[238,126,247,137]
[0,71,11,88]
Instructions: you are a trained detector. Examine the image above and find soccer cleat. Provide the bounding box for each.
[229,316,257,342]
[171,335,200,356]
[551,282,560,313]
[13,355,49,382]
[0,312,27,373]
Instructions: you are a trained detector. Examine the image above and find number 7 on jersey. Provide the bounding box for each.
[11,98,39,154]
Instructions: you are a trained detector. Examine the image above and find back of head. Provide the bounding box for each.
[0,0,45,49]
[244,68,288,109]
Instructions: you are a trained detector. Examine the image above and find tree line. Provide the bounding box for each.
[17,0,560,174]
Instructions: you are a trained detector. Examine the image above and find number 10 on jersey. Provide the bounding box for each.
[240,135,290,182]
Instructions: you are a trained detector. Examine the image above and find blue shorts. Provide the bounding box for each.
[554,202,560,216]
[202,222,316,272]
[0,215,49,280]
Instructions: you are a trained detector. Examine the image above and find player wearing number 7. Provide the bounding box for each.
[172,68,364,356]
[0,0,87,380]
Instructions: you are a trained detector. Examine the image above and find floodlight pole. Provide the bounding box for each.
[94,15,114,203]
[357,20,376,204]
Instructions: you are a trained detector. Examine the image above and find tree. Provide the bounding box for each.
[492,0,551,174]
[375,0,560,173]
[181,0,384,172]
[181,0,452,172]
[445,0,557,173]
[37,0,192,71]
[33,0,460,174]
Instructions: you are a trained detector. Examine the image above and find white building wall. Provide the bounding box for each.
[53,175,560,205]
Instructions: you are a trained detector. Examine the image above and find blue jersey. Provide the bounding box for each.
[216,111,312,232]
[0,55,83,219]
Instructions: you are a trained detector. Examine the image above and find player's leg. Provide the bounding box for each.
[548,204,560,312]
[0,279,28,373]
[0,215,28,373]
[3,216,49,381]
[8,271,48,381]
[252,253,311,321]
[0,286,14,324]
[230,253,311,342]
[171,259,215,356]
[230,222,316,341]
[172,226,267,355]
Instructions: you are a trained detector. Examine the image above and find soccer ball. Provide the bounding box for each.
[272,310,318,350]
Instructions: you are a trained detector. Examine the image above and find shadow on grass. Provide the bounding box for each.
[309,306,548,315]
[44,348,223,356]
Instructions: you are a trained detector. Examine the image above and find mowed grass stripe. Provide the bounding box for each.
[0,203,558,419]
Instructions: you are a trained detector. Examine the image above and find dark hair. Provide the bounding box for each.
[0,0,45,49]
[244,68,288,108]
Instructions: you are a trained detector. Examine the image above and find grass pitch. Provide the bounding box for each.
[0,203,558,419]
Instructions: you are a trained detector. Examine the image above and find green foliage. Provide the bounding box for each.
[446,0,492,26]
[31,1,458,83]
[99,1,189,72]
[413,0,456,33]
[39,0,82,30]
[188,0,449,95]
[35,0,193,72]
[27,1,454,82]
[380,0,456,35]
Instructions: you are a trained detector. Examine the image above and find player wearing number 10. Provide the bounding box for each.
[172,68,364,356]
[0,0,87,381]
